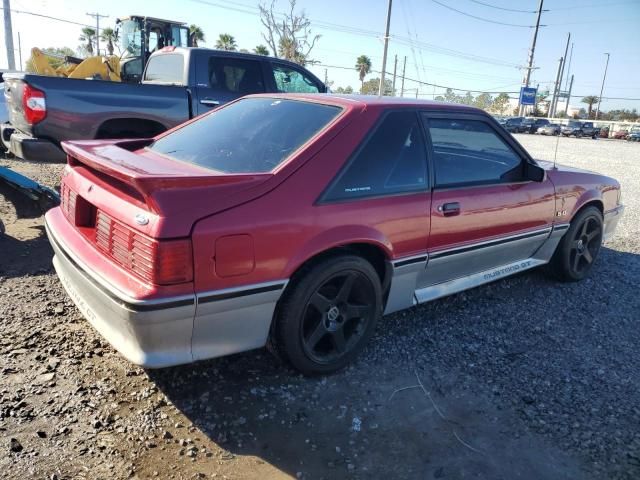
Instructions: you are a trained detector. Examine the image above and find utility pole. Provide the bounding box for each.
[378,0,393,97]
[552,32,571,117]
[519,0,545,116]
[400,55,406,97]
[17,31,22,70]
[391,54,398,95]
[564,74,574,117]
[564,42,574,90]
[86,12,108,55]
[3,0,16,70]
[595,53,610,120]
[548,57,563,119]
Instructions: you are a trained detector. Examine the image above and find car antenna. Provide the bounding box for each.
[553,133,560,169]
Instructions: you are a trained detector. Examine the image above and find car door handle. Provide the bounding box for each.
[438,202,460,217]
[199,99,220,106]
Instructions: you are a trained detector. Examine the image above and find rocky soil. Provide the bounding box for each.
[1,135,639,479]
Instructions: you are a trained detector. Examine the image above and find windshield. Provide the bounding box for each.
[149,98,342,173]
[568,121,581,127]
[119,19,142,57]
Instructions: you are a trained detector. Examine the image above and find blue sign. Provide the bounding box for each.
[519,87,537,106]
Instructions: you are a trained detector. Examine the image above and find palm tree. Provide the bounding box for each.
[100,27,116,55]
[215,33,237,51]
[79,27,97,56]
[355,55,372,93]
[581,95,600,118]
[189,25,205,47]
[254,45,270,56]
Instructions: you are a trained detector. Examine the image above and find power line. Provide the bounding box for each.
[188,0,521,69]
[431,0,543,27]
[315,62,521,94]
[550,0,640,10]
[0,7,103,30]
[467,0,539,13]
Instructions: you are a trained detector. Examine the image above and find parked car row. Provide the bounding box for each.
[495,116,624,140]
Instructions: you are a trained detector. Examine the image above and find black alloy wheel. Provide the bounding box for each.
[301,270,374,365]
[273,255,382,375]
[568,215,603,277]
[548,206,604,282]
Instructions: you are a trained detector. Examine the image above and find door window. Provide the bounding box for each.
[144,54,184,84]
[208,57,266,95]
[425,117,523,187]
[324,111,427,201]
[272,64,320,93]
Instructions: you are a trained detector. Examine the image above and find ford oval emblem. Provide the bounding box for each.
[134,213,149,226]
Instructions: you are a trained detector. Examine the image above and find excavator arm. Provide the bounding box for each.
[28,48,121,82]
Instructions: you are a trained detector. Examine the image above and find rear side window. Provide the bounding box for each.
[144,54,184,84]
[425,117,523,187]
[208,57,265,95]
[149,98,340,173]
[272,64,320,93]
[323,111,427,201]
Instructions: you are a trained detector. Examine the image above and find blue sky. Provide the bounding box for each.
[2,0,639,110]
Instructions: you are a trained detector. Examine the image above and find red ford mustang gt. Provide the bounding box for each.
[45,94,624,374]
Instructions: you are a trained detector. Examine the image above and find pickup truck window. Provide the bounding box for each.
[425,117,523,187]
[272,64,320,93]
[144,54,184,84]
[149,98,340,173]
[208,57,265,95]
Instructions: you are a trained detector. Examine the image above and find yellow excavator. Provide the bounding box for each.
[29,47,121,81]
[27,15,193,83]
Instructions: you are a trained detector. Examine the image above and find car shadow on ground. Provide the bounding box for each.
[0,184,54,278]
[148,246,640,479]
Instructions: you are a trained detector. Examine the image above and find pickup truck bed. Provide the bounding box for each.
[3,75,190,161]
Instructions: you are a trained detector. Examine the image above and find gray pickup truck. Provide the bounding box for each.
[560,120,600,139]
[1,47,326,162]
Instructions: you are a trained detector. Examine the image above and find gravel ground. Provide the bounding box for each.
[1,135,639,479]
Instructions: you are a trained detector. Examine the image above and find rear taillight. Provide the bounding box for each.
[22,84,47,125]
[95,210,193,285]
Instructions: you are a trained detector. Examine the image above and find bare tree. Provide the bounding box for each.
[259,0,320,65]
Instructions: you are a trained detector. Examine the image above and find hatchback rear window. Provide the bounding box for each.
[149,98,341,173]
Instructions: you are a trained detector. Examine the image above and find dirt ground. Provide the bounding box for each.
[1,136,640,479]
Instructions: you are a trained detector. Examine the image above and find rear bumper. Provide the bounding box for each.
[45,210,287,369]
[46,217,196,368]
[603,205,624,242]
[2,124,66,162]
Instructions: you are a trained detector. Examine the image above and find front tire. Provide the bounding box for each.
[273,255,382,375]
[548,206,603,282]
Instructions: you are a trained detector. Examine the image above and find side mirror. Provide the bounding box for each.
[525,162,545,182]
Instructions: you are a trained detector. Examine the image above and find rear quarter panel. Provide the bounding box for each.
[190,104,429,292]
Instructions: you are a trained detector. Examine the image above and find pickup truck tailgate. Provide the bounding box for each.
[4,77,31,134]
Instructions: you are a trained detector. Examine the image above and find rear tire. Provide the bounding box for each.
[547,206,603,282]
[273,255,382,375]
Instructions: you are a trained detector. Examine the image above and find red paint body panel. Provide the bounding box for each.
[429,180,556,251]
[49,94,622,302]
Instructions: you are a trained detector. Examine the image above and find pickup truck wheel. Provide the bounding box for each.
[575,131,583,138]
[548,206,603,282]
[273,255,382,375]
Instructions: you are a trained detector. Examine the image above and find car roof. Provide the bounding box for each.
[245,93,484,113]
